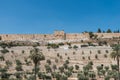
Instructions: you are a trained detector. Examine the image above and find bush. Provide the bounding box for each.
[58,43,64,46]
[47,43,59,49]
[95,54,98,59]
[22,50,25,54]
[45,64,52,73]
[28,75,35,80]
[57,53,59,57]
[64,71,72,77]
[97,50,101,54]
[88,61,93,65]
[55,58,58,63]
[46,59,51,65]
[15,65,23,71]
[16,60,22,66]
[65,60,69,64]
[1,49,9,54]
[1,73,10,79]
[82,56,85,60]
[104,54,107,58]
[105,50,109,53]
[73,45,78,49]
[6,60,12,66]
[15,72,22,79]
[73,52,76,55]
[88,56,90,60]
[78,73,89,80]
[68,46,72,49]
[75,65,79,70]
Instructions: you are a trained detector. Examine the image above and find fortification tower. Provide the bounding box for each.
[54,30,66,40]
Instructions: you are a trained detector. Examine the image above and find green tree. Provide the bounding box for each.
[59,66,64,73]
[77,72,89,80]
[107,29,112,33]
[29,48,45,80]
[73,45,78,50]
[45,64,52,73]
[89,32,94,39]
[52,64,57,71]
[46,59,51,65]
[75,65,79,70]
[88,71,96,79]
[97,28,101,33]
[110,44,120,80]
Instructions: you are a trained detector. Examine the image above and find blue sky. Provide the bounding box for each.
[0,0,120,34]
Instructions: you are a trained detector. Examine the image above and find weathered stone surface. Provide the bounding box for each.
[0,31,119,41]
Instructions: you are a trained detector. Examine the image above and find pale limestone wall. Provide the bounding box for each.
[95,33,120,38]
[54,30,65,40]
[0,31,120,41]
[0,34,53,41]
[66,33,89,40]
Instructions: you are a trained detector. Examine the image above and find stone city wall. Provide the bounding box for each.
[0,31,119,41]
[0,34,53,41]
[66,33,89,40]
[95,33,120,38]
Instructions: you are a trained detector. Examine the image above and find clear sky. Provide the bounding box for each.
[0,0,120,34]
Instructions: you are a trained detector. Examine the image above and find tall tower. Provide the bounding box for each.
[54,30,66,40]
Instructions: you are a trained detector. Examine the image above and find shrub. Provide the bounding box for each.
[5,60,12,66]
[73,52,76,55]
[68,46,72,49]
[67,57,70,60]
[57,53,59,57]
[59,66,64,73]
[0,56,5,61]
[68,66,74,72]
[65,60,69,64]
[60,55,62,59]
[95,54,98,59]
[27,75,35,80]
[75,65,79,70]
[61,74,68,80]
[55,58,58,63]
[16,60,22,66]
[46,59,51,65]
[88,61,93,65]
[45,64,52,73]
[90,50,92,54]
[88,56,90,60]
[16,65,23,71]
[63,63,68,69]
[104,54,107,58]
[1,49,9,54]
[58,43,64,46]
[64,71,72,77]
[104,66,109,71]
[82,51,84,55]
[73,45,78,50]
[111,64,118,71]
[105,50,109,53]
[52,64,57,71]
[96,65,103,71]
[22,50,25,54]
[97,50,101,54]
[82,56,85,60]
[65,53,67,56]
[88,71,96,79]
[1,73,10,79]
[38,72,45,79]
